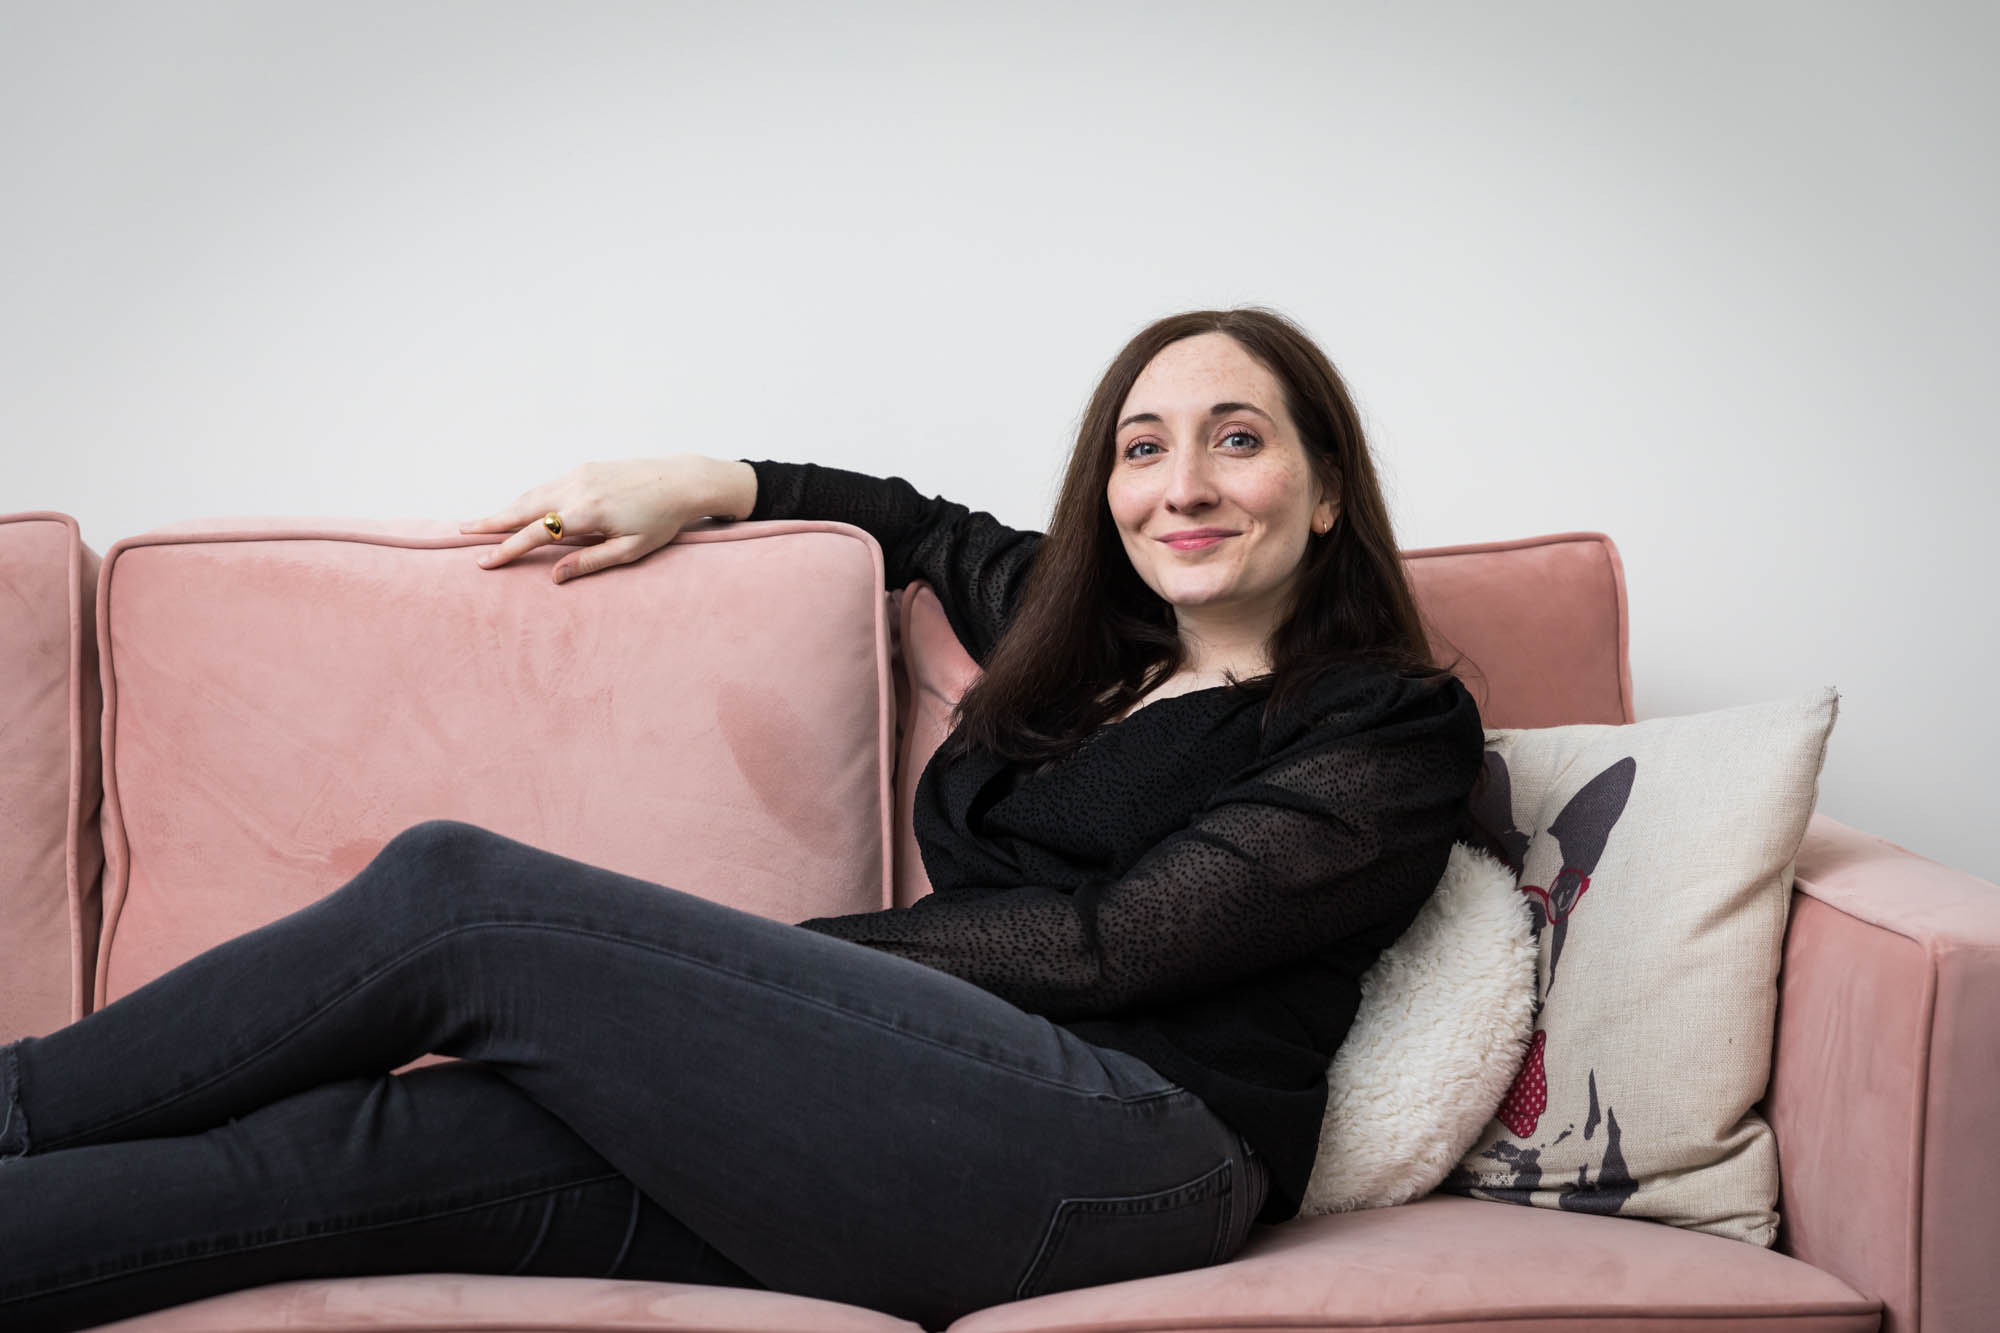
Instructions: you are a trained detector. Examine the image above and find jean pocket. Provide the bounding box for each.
[1013,1156,1234,1302]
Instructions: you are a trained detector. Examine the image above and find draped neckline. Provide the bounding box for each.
[1096,681,1238,733]
[1022,683,1247,779]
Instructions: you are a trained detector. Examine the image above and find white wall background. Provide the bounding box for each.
[4,0,1993,881]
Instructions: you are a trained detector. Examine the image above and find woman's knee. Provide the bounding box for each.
[380,819,495,868]
[355,819,520,926]
[361,819,681,937]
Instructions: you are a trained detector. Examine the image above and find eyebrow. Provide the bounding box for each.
[1117,401,1275,432]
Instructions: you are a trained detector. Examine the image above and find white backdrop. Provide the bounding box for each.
[4,1,1993,881]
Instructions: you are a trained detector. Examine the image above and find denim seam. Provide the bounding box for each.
[507,1192,559,1275]
[515,920,1188,1106]
[565,920,1194,1105]
[1014,1157,1232,1301]
[48,918,1175,1152]
[606,1182,644,1278]
[0,1043,26,1156]
[1208,1158,1234,1266]
[0,1169,627,1306]
[34,923,541,1148]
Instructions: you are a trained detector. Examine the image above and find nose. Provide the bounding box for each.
[1163,442,1221,513]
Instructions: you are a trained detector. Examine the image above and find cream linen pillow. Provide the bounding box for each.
[1437,688,1840,1247]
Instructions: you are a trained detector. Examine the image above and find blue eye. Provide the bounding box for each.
[1120,430,1262,461]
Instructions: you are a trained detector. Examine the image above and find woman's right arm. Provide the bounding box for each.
[461,454,1040,667]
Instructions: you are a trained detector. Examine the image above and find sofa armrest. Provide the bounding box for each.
[1763,812,2000,1333]
[0,512,104,1039]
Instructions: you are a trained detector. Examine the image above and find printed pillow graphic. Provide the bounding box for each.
[1437,688,1839,1247]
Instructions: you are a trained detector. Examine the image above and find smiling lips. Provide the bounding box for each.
[1160,529,1236,551]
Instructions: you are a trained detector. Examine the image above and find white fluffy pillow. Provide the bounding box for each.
[1300,841,1538,1215]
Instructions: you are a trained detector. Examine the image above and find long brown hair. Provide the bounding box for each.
[940,305,1475,765]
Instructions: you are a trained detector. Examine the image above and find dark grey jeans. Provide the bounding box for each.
[0,820,1267,1332]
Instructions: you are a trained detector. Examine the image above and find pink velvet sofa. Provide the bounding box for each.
[4,506,1996,1333]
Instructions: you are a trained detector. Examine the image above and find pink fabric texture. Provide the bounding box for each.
[889,581,981,909]
[84,1199,1882,1333]
[1770,813,2000,1333]
[1401,529,1636,729]
[946,1193,1876,1333]
[86,1274,924,1331]
[90,517,897,1007]
[0,511,103,1038]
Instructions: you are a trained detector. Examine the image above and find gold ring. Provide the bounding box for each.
[542,512,564,539]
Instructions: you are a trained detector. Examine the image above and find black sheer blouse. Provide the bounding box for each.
[742,458,1484,1223]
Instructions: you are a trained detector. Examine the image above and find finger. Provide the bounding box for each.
[476,516,565,569]
[551,533,643,585]
[460,506,546,533]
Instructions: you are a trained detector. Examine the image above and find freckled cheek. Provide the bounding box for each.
[1238,473,1297,516]
[1106,490,1155,545]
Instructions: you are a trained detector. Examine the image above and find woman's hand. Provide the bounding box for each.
[458,455,754,585]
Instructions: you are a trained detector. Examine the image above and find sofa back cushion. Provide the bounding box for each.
[0,512,104,1036]
[888,582,985,908]
[93,517,896,1008]
[1401,530,1634,729]
[889,530,1635,907]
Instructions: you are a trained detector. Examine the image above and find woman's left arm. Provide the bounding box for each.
[795,671,1485,1022]
[741,458,1039,666]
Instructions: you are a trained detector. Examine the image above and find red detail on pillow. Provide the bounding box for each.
[1497,1028,1549,1137]
[1520,866,1591,923]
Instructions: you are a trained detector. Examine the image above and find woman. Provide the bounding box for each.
[0,307,1485,1332]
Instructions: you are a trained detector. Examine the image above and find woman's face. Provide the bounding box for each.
[1107,332,1338,636]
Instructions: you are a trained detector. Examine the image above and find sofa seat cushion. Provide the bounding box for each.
[88,1274,923,1331]
[946,1193,1880,1333]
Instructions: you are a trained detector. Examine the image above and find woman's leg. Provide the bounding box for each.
[0,1059,763,1333]
[2,819,1265,1329]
